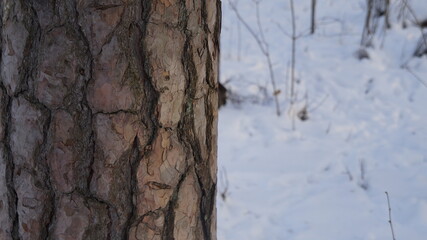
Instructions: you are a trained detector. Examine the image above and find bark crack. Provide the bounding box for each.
[0,83,19,240]
[195,171,215,240]
[83,194,113,240]
[124,136,141,239]
[175,2,217,239]
[122,1,164,238]
[37,105,54,240]
[73,8,96,195]
[89,3,122,11]
[162,165,192,240]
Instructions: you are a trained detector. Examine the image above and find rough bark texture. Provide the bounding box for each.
[0,0,220,239]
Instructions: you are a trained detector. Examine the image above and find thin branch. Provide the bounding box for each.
[297,29,312,39]
[344,165,353,181]
[237,20,241,61]
[275,21,292,38]
[401,0,427,47]
[290,0,296,104]
[285,60,290,100]
[228,0,281,116]
[276,22,311,39]
[253,0,268,50]
[220,167,229,201]
[385,0,391,29]
[403,65,427,89]
[361,0,374,47]
[287,0,306,131]
[385,192,397,240]
[228,0,267,55]
[308,94,329,113]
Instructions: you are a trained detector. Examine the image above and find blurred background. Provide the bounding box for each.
[217,0,427,239]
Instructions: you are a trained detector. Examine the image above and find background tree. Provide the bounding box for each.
[0,0,220,239]
[311,0,316,34]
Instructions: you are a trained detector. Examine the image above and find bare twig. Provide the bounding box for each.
[379,0,391,48]
[275,22,311,41]
[401,0,427,47]
[358,159,368,190]
[275,22,292,38]
[308,94,329,113]
[253,0,268,49]
[344,165,353,181]
[290,0,297,105]
[285,60,290,100]
[228,0,281,116]
[397,0,408,26]
[384,0,391,29]
[237,19,242,61]
[220,167,229,201]
[325,122,331,134]
[385,192,397,240]
[285,0,298,130]
[403,65,427,89]
[311,17,360,37]
[228,1,265,54]
[361,0,390,48]
[361,0,374,47]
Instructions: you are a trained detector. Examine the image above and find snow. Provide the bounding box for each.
[217,0,427,239]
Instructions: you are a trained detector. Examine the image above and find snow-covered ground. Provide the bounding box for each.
[217,1,427,239]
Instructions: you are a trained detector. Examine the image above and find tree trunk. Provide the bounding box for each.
[310,0,316,34]
[0,0,220,239]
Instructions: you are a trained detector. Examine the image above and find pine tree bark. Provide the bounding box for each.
[0,0,220,239]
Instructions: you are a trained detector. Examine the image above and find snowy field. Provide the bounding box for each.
[217,0,427,239]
